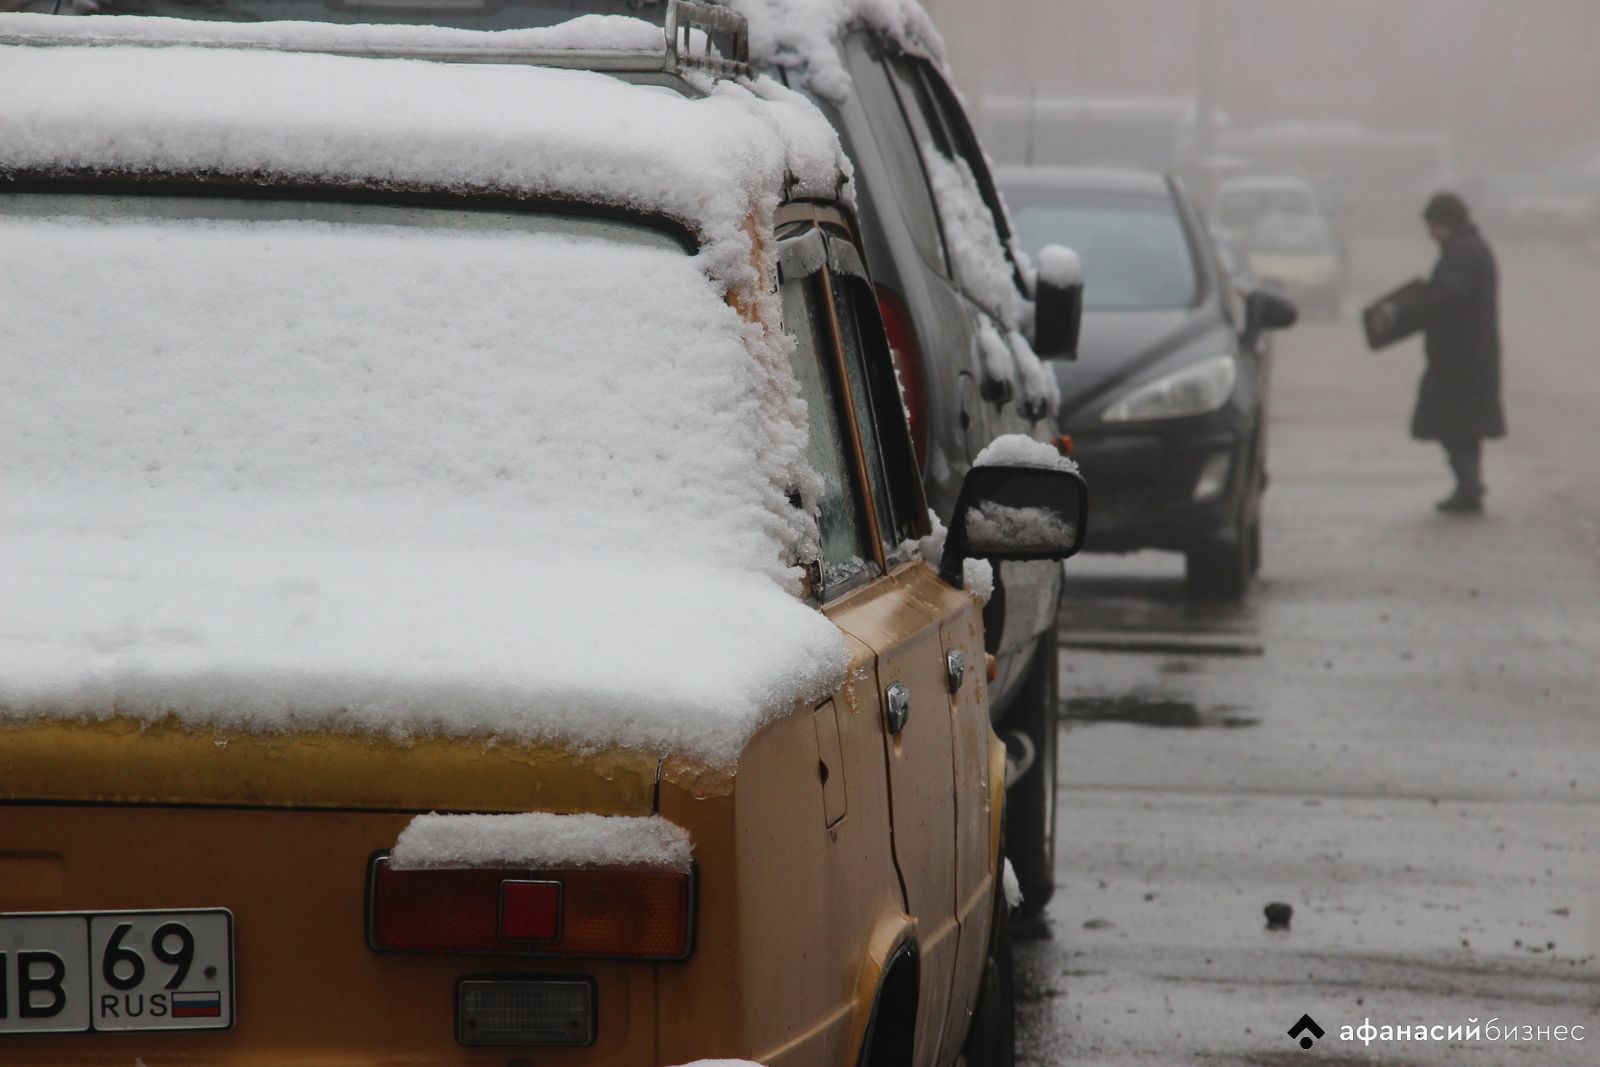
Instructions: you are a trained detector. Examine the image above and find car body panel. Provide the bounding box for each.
[653,561,998,1067]
[1,17,1013,1067]
[0,804,660,1065]
[0,718,658,814]
[799,31,1062,726]
[0,197,1004,1067]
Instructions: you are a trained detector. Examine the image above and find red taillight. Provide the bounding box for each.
[877,284,929,470]
[500,880,562,941]
[368,857,693,960]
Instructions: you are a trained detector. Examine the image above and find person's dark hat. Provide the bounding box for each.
[1423,192,1470,228]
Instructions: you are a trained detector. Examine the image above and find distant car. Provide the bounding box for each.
[1212,175,1344,319]
[0,9,1091,1065]
[1477,145,1600,244]
[1000,166,1298,598]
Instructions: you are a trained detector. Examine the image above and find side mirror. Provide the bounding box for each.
[1033,244,1083,360]
[939,448,1089,587]
[1246,288,1298,334]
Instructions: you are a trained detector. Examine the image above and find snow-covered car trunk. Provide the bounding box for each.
[0,181,839,1062]
[0,20,1034,1067]
[1,194,843,763]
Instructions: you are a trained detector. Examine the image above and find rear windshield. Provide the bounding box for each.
[0,188,744,562]
[1006,190,1198,311]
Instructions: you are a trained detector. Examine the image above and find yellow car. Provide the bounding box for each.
[0,6,1085,1065]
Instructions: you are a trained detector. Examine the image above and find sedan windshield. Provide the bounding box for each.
[1009,194,1198,311]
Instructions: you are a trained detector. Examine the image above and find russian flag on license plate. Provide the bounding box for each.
[172,990,223,1018]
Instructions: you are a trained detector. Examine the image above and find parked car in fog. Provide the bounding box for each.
[28,0,1090,936]
[738,5,1086,925]
[1474,144,1600,244]
[1000,166,1298,599]
[1,8,1091,1065]
[1212,174,1344,319]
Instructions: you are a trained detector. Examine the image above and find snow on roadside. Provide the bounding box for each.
[390,813,692,872]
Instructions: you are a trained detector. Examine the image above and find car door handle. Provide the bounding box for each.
[885,682,911,735]
[945,649,966,693]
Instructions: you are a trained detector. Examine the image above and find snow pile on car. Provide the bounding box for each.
[963,502,1077,554]
[901,512,994,605]
[923,150,1025,328]
[0,9,666,53]
[390,813,693,872]
[974,434,1080,474]
[0,12,850,290]
[722,0,946,101]
[0,22,856,768]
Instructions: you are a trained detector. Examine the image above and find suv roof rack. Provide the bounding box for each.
[0,1,750,81]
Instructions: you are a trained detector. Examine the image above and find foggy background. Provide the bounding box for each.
[924,0,1600,233]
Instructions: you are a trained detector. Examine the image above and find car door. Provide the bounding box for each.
[881,49,1063,686]
[777,214,992,1067]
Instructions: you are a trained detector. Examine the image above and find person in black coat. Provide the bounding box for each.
[1411,192,1505,513]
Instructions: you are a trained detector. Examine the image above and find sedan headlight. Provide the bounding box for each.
[1101,354,1238,422]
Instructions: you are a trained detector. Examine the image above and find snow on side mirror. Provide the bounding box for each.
[939,436,1088,587]
[1033,244,1083,361]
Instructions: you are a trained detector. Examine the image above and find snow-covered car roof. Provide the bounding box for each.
[0,12,850,282]
[0,16,856,768]
[719,0,946,101]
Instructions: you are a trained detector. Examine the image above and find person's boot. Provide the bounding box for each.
[1436,486,1484,514]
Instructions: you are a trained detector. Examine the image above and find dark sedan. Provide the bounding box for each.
[998,166,1297,597]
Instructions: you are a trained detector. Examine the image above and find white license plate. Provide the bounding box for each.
[0,909,233,1033]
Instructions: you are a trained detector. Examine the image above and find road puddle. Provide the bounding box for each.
[1064,694,1259,729]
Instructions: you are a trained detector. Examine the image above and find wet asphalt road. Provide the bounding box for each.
[1016,233,1600,1065]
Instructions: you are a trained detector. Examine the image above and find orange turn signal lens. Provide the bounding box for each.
[1057,434,1075,455]
[559,869,693,958]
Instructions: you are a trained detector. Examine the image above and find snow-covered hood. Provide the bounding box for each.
[0,12,852,287]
